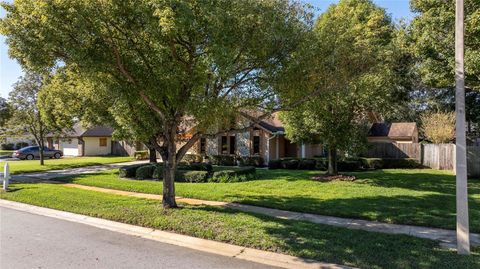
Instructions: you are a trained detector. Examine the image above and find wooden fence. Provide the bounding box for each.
[365,143,480,177]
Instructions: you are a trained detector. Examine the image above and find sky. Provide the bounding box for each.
[0,0,414,99]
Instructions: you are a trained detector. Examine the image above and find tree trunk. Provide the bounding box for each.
[162,130,178,208]
[327,144,337,176]
[148,147,157,163]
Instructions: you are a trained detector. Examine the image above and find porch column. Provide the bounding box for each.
[301,143,306,158]
[275,136,279,159]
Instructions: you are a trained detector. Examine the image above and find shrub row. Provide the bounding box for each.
[133,151,149,160]
[1,142,29,150]
[119,163,255,183]
[183,154,203,164]
[209,167,256,183]
[268,157,422,171]
[208,155,264,167]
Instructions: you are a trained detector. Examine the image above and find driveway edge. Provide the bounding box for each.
[0,199,354,269]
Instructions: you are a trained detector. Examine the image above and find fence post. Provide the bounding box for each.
[3,162,10,191]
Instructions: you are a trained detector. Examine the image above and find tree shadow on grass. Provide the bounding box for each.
[189,204,480,269]
[220,193,480,233]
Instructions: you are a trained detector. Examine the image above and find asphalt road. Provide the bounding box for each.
[0,207,277,269]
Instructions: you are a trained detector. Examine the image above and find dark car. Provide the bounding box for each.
[12,146,63,160]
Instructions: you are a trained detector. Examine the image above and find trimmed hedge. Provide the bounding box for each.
[1,143,15,150]
[183,154,203,164]
[238,156,264,167]
[176,170,209,183]
[177,162,213,172]
[209,155,236,166]
[135,164,157,180]
[268,157,423,171]
[209,167,256,183]
[119,164,148,178]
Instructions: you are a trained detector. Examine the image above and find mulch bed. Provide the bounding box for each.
[311,174,356,182]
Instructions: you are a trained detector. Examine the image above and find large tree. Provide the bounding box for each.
[409,0,480,135]
[1,0,311,207]
[0,97,11,127]
[7,72,50,165]
[411,0,480,91]
[279,0,396,175]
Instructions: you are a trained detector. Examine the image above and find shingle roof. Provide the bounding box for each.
[258,112,285,133]
[45,124,113,138]
[368,122,417,137]
[81,126,114,137]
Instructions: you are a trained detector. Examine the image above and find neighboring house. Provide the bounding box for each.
[367,122,419,144]
[189,113,324,163]
[46,125,116,156]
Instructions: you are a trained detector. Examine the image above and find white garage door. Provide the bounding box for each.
[61,138,79,156]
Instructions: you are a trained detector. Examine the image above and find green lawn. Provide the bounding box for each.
[1,183,478,269]
[1,156,133,174]
[0,150,13,156]
[55,168,480,232]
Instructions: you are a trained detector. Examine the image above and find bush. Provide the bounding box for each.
[177,163,213,172]
[209,155,236,166]
[1,143,14,150]
[134,150,149,160]
[15,142,29,149]
[183,154,203,164]
[314,158,328,170]
[281,159,299,169]
[298,159,316,170]
[268,159,282,169]
[337,160,362,172]
[176,170,209,183]
[382,158,422,169]
[238,156,264,167]
[209,166,256,183]
[360,158,383,169]
[153,165,164,179]
[119,164,147,178]
[135,164,157,179]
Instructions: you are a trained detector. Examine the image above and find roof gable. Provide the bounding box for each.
[368,122,417,138]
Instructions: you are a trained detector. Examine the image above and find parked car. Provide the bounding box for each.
[12,146,63,160]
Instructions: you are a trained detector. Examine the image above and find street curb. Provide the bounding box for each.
[0,199,355,269]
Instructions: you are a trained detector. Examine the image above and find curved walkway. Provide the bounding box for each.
[62,183,480,248]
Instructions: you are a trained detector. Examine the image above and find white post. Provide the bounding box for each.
[3,162,10,191]
[301,143,306,158]
[455,0,470,255]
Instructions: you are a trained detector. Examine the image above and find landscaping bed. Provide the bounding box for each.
[119,163,256,183]
[268,157,423,171]
[1,183,479,269]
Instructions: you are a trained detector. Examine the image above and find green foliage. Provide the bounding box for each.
[0,97,11,127]
[410,0,480,91]
[177,163,213,172]
[209,155,236,166]
[183,154,203,164]
[134,165,156,180]
[176,170,209,183]
[278,0,397,174]
[210,167,256,183]
[134,151,149,160]
[238,156,264,167]
[381,158,423,169]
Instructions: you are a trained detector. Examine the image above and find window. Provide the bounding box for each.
[253,136,260,154]
[229,136,236,155]
[99,138,107,147]
[200,138,206,154]
[221,136,228,154]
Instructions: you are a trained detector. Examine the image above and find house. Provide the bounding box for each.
[46,125,117,156]
[367,122,419,144]
[189,113,324,163]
